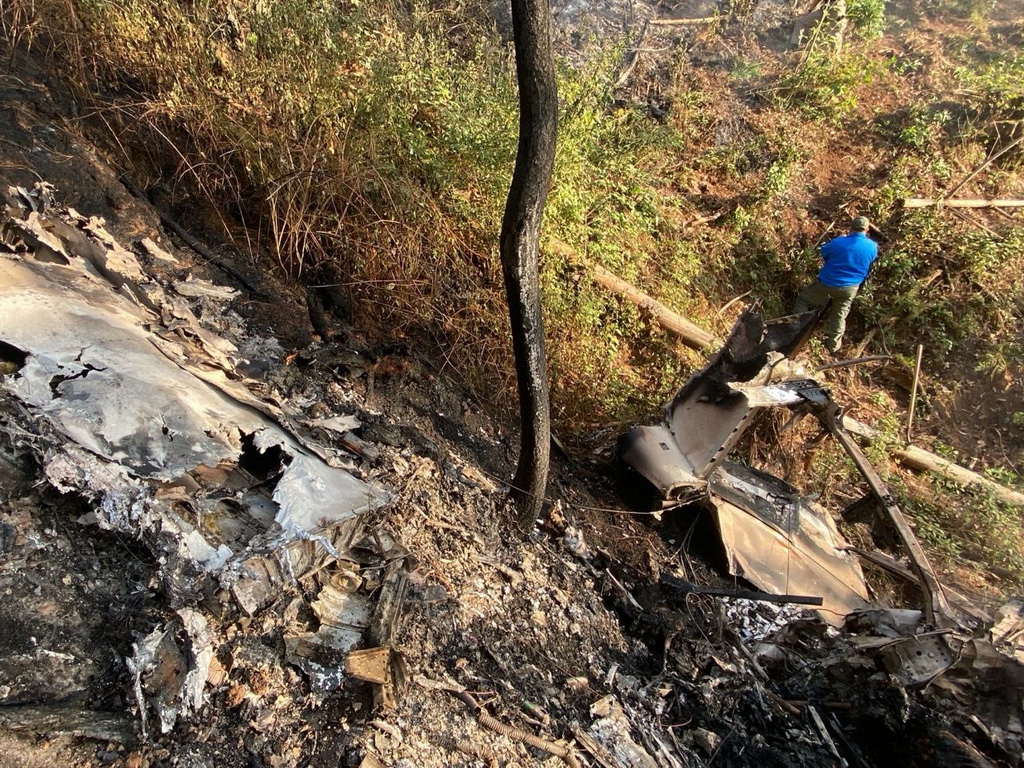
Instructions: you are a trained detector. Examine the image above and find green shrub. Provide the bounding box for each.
[847,0,886,39]
[768,53,883,122]
[902,478,1024,589]
[861,213,1024,373]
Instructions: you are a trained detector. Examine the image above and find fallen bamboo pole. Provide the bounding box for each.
[843,416,1024,506]
[903,198,1024,209]
[949,207,1003,238]
[575,255,1024,506]
[586,262,720,350]
[815,354,892,372]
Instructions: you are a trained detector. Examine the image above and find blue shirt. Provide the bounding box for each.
[818,232,878,287]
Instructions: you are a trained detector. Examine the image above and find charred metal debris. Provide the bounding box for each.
[0,183,403,739]
[614,308,1024,764]
[1,182,1023,767]
[619,309,950,626]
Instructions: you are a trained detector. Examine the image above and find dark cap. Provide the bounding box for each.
[851,216,870,231]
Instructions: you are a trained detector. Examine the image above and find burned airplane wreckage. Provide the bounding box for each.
[619,309,949,626]
[613,311,1024,763]
[0,184,404,739]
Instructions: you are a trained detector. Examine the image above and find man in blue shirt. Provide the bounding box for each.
[794,215,879,354]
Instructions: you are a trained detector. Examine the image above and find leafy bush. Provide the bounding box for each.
[846,0,886,39]
[902,478,1024,588]
[860,212,1024,375]
[769,53,883,122]
[897,108,954,151]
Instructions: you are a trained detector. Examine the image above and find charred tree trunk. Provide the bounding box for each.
[501,0,558,531]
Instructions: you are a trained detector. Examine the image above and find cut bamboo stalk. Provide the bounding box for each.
[903,198,1024,209]
[586,262,720,350]
[718,289,752,315]
[949,207,1002,238]
[613,20,649,90]
[944,133,1024,198]
[816,354,892,372]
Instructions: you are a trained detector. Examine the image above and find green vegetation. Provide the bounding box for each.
[846,0,887,39]
[769,53,884,122]
[5,0,1024,588]
[858,214,1024,358]
[902,479,1024,588]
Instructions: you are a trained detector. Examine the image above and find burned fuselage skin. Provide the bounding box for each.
[619,309,871,624]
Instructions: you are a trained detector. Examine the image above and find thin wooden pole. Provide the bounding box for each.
[612,19,649,90]
[949,208,1002,238]
[816,354,892,372]
[944,133,1024,199]
[907,344,924,443]
[903,198,1024,209]
[717,290,752,316]
[648,16,718,26]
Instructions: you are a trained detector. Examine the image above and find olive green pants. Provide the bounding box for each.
[794,280,860,353]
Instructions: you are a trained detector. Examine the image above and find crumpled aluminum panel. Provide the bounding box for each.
[711,462,870,625]
[1,229,388,585]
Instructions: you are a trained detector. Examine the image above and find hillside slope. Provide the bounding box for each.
[2,2,1024,766]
